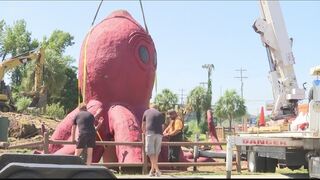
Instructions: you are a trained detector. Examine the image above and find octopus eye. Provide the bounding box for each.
[139,45,149,64]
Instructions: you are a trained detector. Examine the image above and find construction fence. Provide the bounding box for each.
[4,132,242,176]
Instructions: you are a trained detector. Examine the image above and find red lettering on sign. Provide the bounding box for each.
[242,138,287,146]
[280,141,287,146]
[257,140,265,145]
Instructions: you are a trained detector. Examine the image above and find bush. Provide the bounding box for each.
[199,120,208,134]
[45,103,65,120]
[15,97,32,112]
[184,120,209,141]
[183,120,199,140]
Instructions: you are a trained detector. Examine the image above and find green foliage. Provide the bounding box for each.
[41,31,75,104]
[15,97,31,112]
[0,19,39,88]
[58,66,78,113]
[199,120,208,134]
[0,20,77,114]
[186,86,207,126]
[44,49,74,97]
[43,30,74,55]
[214,89,247,131]
[0,20,5,55]
[183,123,192,139]
[186,120,200,133]
[45,103,65,120]
[184,120,208,141]
[1,19,32,58]
[14,27,76,109]
[154,88,178,112]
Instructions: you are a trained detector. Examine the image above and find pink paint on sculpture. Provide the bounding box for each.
[49,10,156,164]
[207,110,223,151]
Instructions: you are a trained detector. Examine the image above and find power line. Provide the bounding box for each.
[234,67,248,99]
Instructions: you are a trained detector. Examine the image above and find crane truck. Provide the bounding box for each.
[225,0,320,178]
[0,47,47,112]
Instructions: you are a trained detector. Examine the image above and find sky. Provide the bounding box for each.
[1,1,320,115]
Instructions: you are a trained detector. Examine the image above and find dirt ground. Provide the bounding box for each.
[0,112,59,146]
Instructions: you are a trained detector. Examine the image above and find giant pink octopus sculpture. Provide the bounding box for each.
[49,10,157,164]
[48,10,215,167]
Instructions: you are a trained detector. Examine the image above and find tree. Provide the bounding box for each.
[186,86,207,127]
[0,19,39,88]
[0,20,5,57]
[154,88,178,112]
[0,19,77,113]
[42,30,74,55]
[57,66,78,113]
[213,89,246,132]
[20,30,75,104]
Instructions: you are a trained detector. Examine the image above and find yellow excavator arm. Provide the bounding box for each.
[0,47,45,112]
[0,47,45,91]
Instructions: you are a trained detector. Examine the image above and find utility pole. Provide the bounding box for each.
[199,82,208,88]
[234,67,248,99]
[202,64,215,89]
[202,64,215,109]
[179,89,185,105]
[234,67,248,132]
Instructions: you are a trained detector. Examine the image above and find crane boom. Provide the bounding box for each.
[253,0,305,120]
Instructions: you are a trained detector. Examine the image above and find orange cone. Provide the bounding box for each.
[259,106,265,126]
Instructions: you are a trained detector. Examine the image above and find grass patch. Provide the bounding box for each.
[276,167,308,174]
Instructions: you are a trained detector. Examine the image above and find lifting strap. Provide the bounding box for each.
[139,0,149,34]
[78,0,104,105]
[139,0,158,98]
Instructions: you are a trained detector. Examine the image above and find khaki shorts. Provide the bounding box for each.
[145,134,162,156]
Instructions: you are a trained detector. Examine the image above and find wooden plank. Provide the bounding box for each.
[0,142,9,149]
[8,141,43,149]
[49,140,226,146]
[92,162,237,167]
[43,132,49,154]
[236,146,241,173]
[92,163,143,167]
[247,126,285,133]
[157,162,236,166]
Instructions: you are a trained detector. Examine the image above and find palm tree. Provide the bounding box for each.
[154,88,178,112]
[214,89,246,132]
[186,86,207,127]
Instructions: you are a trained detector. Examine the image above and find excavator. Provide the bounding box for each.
[0,47,45,112]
